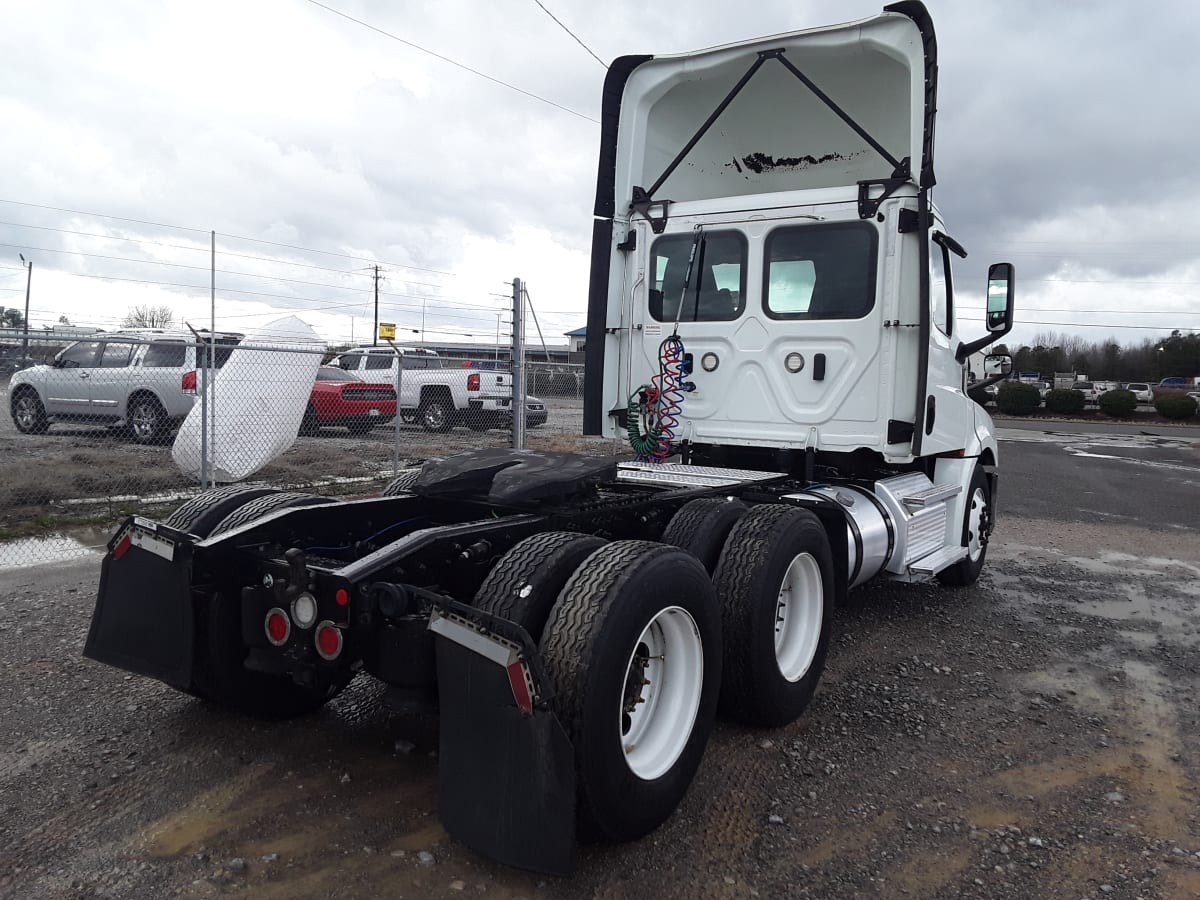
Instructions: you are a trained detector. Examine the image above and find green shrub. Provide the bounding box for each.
[996,381,1041,415]
[1155,393,1198,420]
[1045,388,1085,414]
[1098,388,1137,417]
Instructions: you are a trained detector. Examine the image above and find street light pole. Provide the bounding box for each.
[19,254,31,361]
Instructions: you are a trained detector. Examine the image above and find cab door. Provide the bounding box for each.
[920,224,973,456]
[631,208,887,452]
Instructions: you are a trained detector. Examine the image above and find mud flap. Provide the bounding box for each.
[83,518,195,690]
[432,614,576,875]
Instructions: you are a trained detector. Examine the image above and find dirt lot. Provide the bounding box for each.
[0,381,605,546]
[2,430,1200,898]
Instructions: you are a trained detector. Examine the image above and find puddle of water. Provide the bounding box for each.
[0,533,101,571]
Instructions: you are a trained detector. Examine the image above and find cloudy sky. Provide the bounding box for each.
[2,0,1198,351]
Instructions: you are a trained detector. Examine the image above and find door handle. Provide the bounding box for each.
[79,372,90,379]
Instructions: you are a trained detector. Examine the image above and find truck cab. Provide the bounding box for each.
[584,2,1013,470]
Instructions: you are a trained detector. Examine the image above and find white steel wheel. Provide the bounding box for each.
[966,486,988,562]
[619,606,704,780]
[773,552,824,683]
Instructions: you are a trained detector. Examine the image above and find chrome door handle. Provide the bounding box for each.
[79,372,90,378]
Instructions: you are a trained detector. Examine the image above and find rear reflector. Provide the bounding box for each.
[265,608,291,646]
[506,659,534,716]
[314,621,343,660]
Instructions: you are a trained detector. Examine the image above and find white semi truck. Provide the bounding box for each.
[84,2,1014,876]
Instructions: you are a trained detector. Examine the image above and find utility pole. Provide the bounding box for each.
[421,298,426,343]
[18,254,31,361]
[372,265,380,346]
[511,278,526,450]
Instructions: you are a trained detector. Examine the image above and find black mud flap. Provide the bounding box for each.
[433,615,576,876]
[83,518,196,690]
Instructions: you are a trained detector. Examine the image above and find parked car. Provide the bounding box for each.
[1126,382,1153,403]
[300,366,396,435]
[333,346,514,432]
[1071,381,1098,403]
[9,329,241,443]
[525,396,548,428]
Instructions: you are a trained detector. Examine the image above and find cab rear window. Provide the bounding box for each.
[764,222,877,320]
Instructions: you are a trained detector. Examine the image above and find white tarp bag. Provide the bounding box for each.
[173,316,322,483]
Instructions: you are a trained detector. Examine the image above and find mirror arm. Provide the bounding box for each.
[972,371,1008,390]
[956,331,1006,362]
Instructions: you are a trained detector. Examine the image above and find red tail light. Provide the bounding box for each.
[314,621,343,660]
[182,370,197,393]
[265,608,291,646]
[467,373,480,391]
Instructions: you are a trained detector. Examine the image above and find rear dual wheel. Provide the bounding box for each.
[714,505,834,727]
[476,536,721,842]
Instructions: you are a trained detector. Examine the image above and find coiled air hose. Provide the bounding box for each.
[627,335,686,461]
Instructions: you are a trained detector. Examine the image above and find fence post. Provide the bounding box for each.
[209,230,217,487]
[388,339,404,475]
[511,278,526,450]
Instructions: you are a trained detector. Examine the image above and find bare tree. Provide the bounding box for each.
[123,304,175,329]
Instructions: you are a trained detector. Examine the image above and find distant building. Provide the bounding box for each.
[565,326,586,353]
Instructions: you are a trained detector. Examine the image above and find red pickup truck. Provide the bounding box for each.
[300,366,396,434]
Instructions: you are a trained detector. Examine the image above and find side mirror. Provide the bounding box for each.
[956,263,1015,362]
[986,262,1015,333]
[984,353,1012,377]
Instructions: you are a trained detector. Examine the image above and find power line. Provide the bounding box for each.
[0,220,384,277]
[0,240,449,292]
[959,316,1191,332]
[959,305,1200,316]
[531,0,607,69]
[304,0,599,124]
[0,199,457,276]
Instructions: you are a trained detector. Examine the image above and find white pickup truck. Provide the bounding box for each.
[332,346,513,432]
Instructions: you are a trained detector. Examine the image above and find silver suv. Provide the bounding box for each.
[9,330,241,443]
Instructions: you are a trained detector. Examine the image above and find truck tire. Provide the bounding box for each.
[191,589,354,719]
[207,492,335,538]
[381,468,423,496]
[418,393,454,433]
[937,465,991,587]
[473,532,607,642]
[540,541,721,842]
[162,486,279,537]
[660,498,747,574]
[11,387,49,434]
[713,505,834,727]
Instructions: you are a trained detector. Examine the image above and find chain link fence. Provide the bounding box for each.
[0,330,615,569]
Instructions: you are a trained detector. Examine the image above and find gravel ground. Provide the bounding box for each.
[2,437,1199,899]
